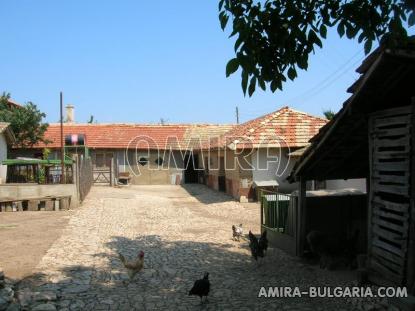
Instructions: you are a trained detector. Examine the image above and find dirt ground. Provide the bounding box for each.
[0,211,72,280]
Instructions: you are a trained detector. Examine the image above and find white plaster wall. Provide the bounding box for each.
[251,148,298,193]
[116,149,185,184]
[117,149,186,171]
[168,150,186,170]
[325,178,367,192]
[0,134,7,183]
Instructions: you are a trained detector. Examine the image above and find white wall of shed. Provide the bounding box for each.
[115,149,185,184]
[116,149,185,171]
[325,178,367,192]
[0,134,7,183]
[251,148,298,193]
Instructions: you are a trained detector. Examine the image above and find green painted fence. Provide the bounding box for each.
[261,190,295,236]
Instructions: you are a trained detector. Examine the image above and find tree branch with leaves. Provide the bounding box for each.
[0,92,50,147]
[219,0,415,96]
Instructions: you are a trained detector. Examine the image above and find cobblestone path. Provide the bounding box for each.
[18,185,377,310]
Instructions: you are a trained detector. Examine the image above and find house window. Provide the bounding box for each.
[138,157,148,166]
[154,157,164,166]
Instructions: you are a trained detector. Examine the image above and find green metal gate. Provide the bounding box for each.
[261,190,295,236]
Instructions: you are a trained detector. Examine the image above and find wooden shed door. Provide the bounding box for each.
[368,106,413,285]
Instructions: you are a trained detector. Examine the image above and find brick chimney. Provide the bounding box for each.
[66,105,74,123]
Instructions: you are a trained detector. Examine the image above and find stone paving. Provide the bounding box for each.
[15,185,390,310]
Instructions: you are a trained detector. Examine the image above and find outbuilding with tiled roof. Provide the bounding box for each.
[197,107,328,201]
[206,106,327,150]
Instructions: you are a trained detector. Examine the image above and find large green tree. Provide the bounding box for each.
[0,92,50,147]
[219,0,415,96]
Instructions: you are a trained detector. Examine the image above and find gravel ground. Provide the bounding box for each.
[15,185,387,310]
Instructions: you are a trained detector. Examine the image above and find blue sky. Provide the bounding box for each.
[1,1,409,124]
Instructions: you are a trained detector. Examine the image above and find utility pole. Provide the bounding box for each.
[60,92,65,184]
[235,106,239,124]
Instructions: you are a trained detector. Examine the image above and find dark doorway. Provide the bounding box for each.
[218,176,226,192]
[218,157,226,192]
[184,153,198,183]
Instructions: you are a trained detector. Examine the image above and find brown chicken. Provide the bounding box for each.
[118,250,145,280]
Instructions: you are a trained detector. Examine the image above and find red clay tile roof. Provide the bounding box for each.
[6,99,22,109]
[34,123,235,150]
[206,106,328,149]
[183,124,235,149]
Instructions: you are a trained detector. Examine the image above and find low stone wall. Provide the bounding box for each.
[0,184,79,209]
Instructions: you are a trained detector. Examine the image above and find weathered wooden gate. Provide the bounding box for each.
[93,168,111,184]
[368,105,414,285]
[92,158,117,185]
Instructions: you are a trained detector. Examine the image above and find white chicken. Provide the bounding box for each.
[232,224,243,241]
[118,250,145,281]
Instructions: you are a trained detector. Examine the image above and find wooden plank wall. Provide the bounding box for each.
[408,99,415,294]
[369,106,412,285]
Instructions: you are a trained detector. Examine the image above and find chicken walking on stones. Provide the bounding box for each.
[248,230,268,264]
[118,250,145,282]
[189,272,210,304]
[232,224,243,241]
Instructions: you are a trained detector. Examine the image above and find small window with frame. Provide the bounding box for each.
[138,157,148,166]
[154,157,164,166]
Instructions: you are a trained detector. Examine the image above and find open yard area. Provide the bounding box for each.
[4,185,367,310]
[2,2,415,310]
[0,210,72,280]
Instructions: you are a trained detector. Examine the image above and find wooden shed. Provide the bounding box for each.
[289,40,415,294]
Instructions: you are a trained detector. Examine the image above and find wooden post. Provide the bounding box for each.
[110,157,114,186]
[367,114,374,269]
[407,97,415,294]
[115,156,119,185]
[60,92,65,184]
[72,155,80,203]
[260,189,264,228]
[296,177,307,256]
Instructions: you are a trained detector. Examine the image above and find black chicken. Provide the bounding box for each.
[248,230,265,261]
[189,272,210,303]
[258,230,268,253]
